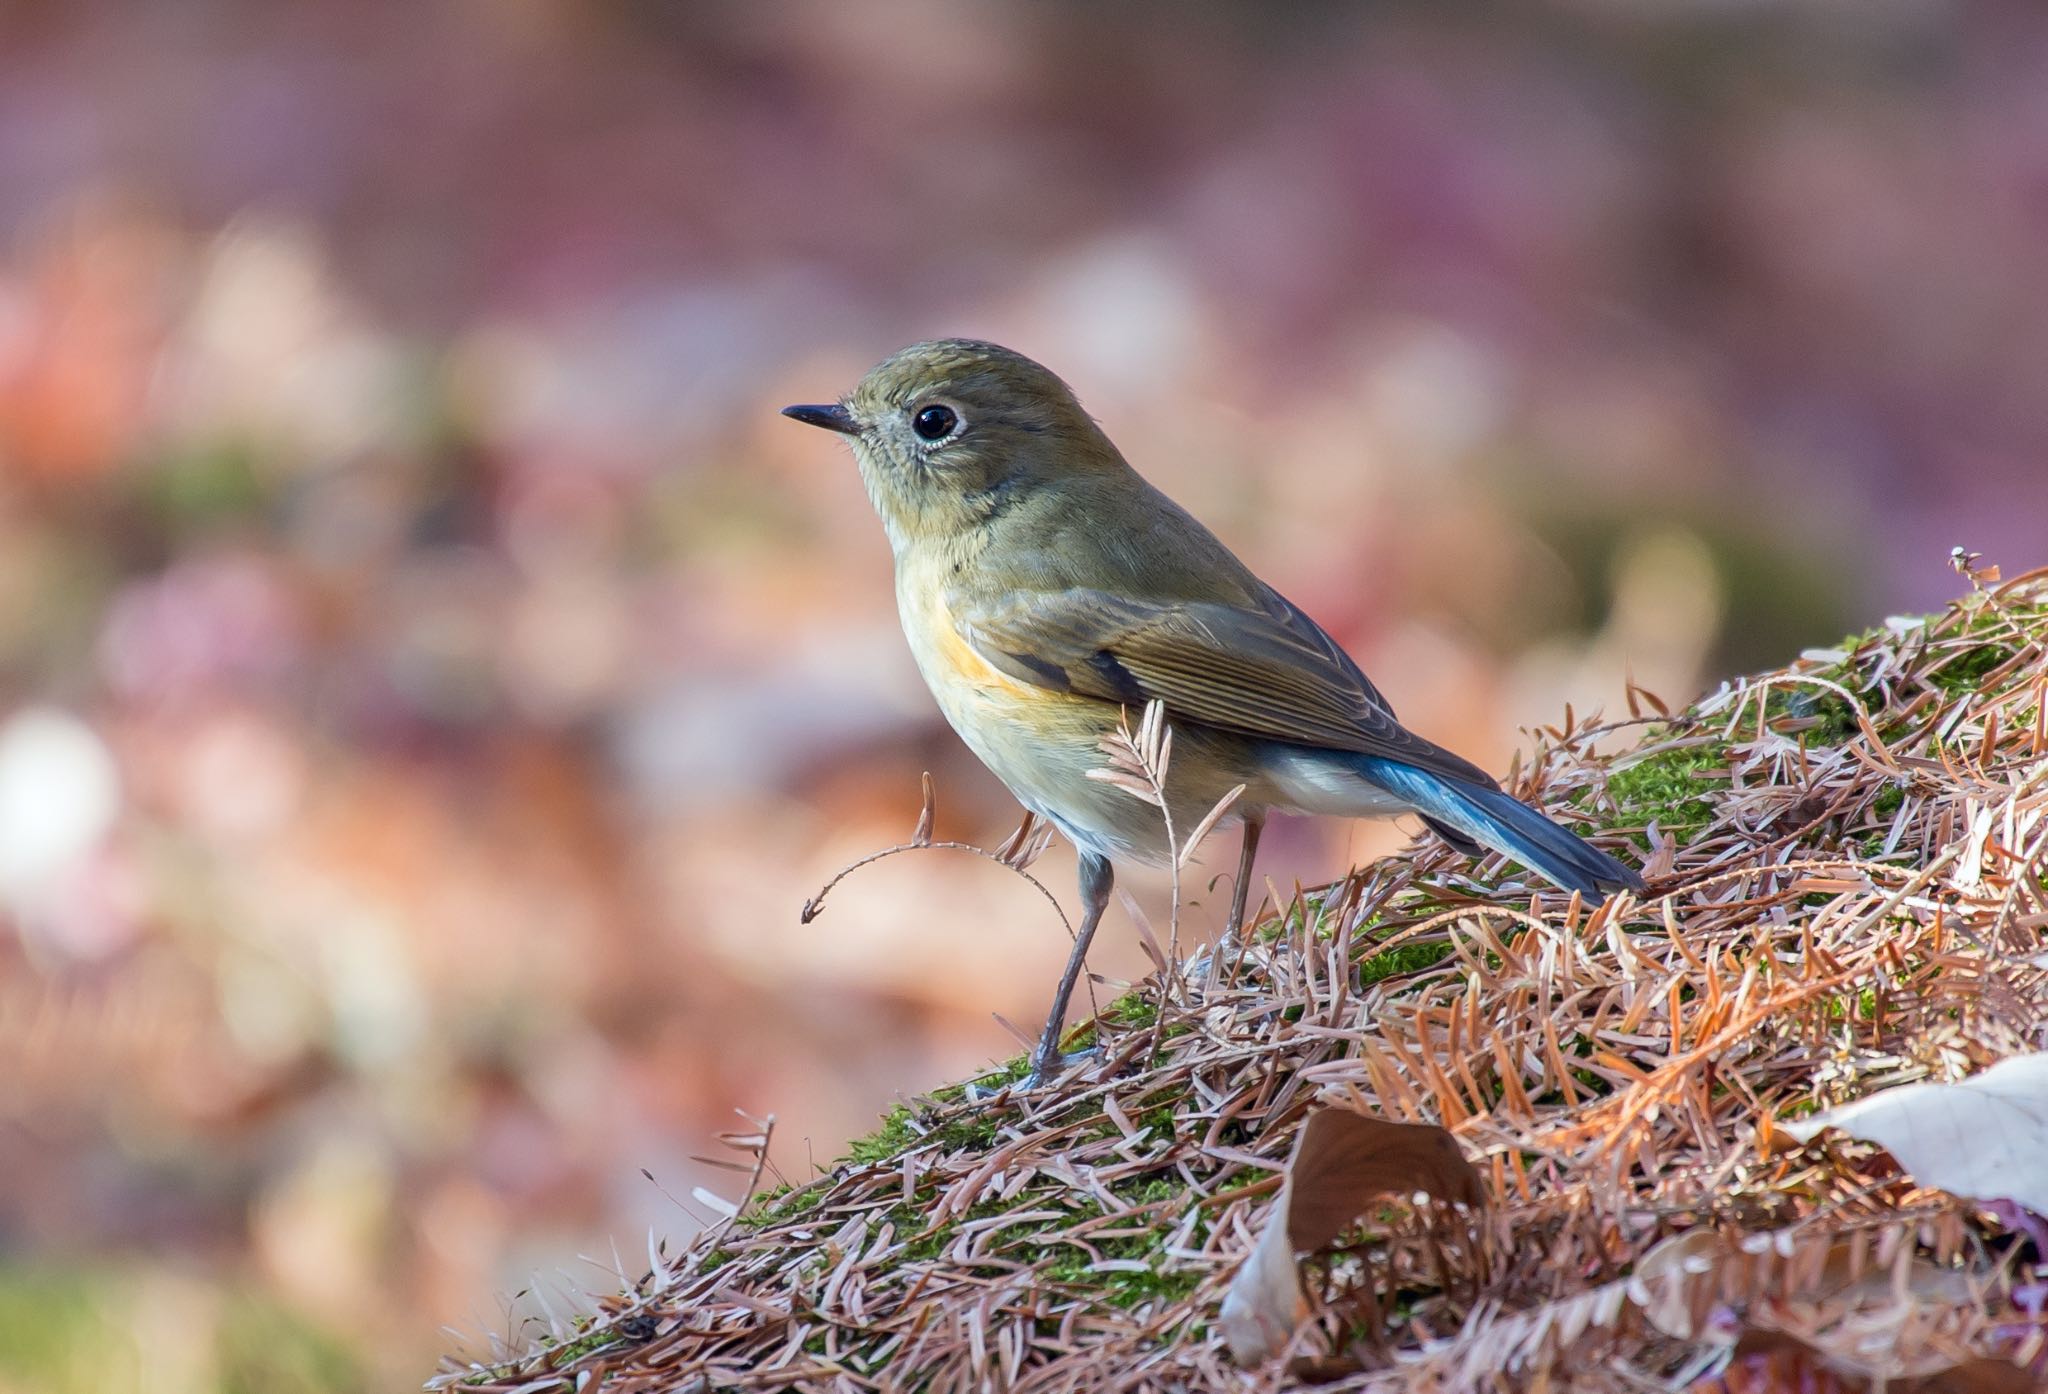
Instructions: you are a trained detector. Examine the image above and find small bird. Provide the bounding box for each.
[785,340,1642,1087]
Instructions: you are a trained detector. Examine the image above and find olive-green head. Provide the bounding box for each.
[782,339,1122,551]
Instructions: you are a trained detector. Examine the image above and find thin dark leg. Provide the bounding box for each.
[1029,851,1114,1085]
[1223,814,1265,948]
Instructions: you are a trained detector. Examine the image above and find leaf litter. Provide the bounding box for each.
[432,564,2048,1392]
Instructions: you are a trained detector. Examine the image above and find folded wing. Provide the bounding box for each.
[958,585,1501,793]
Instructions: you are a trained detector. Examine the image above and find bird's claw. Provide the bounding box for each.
[964,1046,1101,1101]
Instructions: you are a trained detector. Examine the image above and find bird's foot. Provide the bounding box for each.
[964,1046,1100,1101]
[1196,934,1244,986]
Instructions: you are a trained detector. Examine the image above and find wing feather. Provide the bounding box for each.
[959,587,1499,790]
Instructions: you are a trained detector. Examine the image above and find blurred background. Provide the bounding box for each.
[1,1,2045,1388]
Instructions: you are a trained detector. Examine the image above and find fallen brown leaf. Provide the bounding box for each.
[1220,1107,1486,1365]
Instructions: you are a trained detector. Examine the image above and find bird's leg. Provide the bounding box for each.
[1222,813,1265,955]
[1022,851,1114,1090]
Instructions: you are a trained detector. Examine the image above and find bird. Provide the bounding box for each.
[783,339,1642,1088]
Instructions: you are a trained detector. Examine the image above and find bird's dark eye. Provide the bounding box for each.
[912,404,959,441]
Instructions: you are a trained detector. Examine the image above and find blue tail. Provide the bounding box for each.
[1354,757,1644,900]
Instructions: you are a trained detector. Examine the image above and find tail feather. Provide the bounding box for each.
[1355,757,1644,900]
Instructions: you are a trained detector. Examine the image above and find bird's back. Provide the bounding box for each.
[961,463,1267,608]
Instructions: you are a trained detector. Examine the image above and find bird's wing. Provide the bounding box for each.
[957,586,1499,788]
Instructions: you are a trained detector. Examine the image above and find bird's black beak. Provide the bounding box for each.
[780,403,859,435]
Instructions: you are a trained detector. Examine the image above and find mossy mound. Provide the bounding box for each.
[434,567,2048,1393]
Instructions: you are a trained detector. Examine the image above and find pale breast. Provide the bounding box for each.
[892,568,1263,866]
[899,579,1034,720]
[895,574,1098,777]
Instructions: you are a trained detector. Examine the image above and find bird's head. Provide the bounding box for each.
[783,339,1119,551]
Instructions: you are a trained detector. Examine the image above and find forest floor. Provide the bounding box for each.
[433,564,2048,1393]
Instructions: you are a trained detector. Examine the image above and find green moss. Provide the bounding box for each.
[1257,900,1314,943]
[1357,938,1454,985]
[741,1183,825,1229]
[1603,737,1727,833]
[901,1223,950,1263]
[1037,1184,1204,1310]
[1111,1175,1183,1207]
[839,1106,923,1166]
[1929,642,2015,695]
[840,1104,1004,1167]
[1101,992,1159,1028]
[745,1181,791,1212]
[1040,1247,1202,1310]
[898,1198,1019,1264]
[1872,785,1905,817]
[538,1318,621,1368]
[885,1169,1207,1310]
[1132,1104,1178,1138]
[964,990,1178,1068]
[743,1097,1018,1228]
[1781,688,1862,745]
[930,1055,1032,1103]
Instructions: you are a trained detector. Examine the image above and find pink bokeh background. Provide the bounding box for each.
[1,4,2044,1388]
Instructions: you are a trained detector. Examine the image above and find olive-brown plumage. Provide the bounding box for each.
[785,339,1640,1087]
